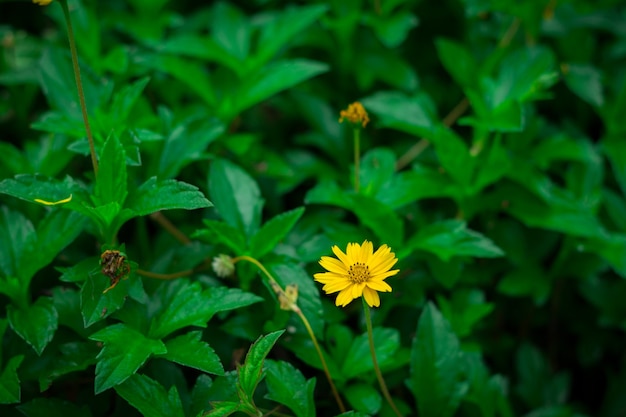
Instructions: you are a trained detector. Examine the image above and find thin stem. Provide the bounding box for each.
[362,298,403,417]
[232,255,346,413]
[136,268,193,280]
[295,310,346,413]
[150,212,192,245]
[353,128,361,192]
[59,0,98,179]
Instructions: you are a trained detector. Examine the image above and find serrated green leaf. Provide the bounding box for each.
[0,355,23,404]
[359,148,396,198]
[408,302,468,417]
[265,359,315,417]
[17,398,93,417]
[250,207,305,258]
[89,323,167,394]
[8,297,58,355]
[160,331,224,375]
[115,373,185,417]
[341,327,400,380]
[348,193,404,249]
[148,279,262,339]
[405,219,504,261]
[238,330,285,403]
[212,2,250,62]
[94,134,128,206]
[497,265,551,305]
[0,174,84,208]
[209,159,263,237]
[80,270,129,327]
[203,401,242,417]
[124,177,213,221]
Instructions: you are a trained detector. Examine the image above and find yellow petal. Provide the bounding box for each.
[34,194,72,206]
[371,269,400,281]
[331,245,350,266]
[335,289,354,307]
[322,280,352,294]
[362,287,380,307]
[366,280,392,292]
[319,256,348,274]
[350,282,366,298]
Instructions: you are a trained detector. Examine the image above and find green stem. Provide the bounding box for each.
[353,128,360,192]
[363,298,403,417]
[232,255,346,413]
[59,0,98,179]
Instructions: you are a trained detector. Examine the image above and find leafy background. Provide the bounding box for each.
[1,0,625,416]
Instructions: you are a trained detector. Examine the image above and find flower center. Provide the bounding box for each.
[348,262,370,283]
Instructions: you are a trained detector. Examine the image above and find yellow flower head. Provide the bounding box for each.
[339,102,370,128]
[314,240,398,308]
[33,0,53,5]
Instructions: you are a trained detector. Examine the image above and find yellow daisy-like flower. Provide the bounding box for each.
[339,102,370,128]
[314,240,398,308]
[33,0,53,5]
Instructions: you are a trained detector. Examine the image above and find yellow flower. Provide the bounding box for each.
[339,102,370,128]
[314,240,398,307]
[33,0,53,5]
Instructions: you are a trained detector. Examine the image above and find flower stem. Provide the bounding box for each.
[362,298,403,417]
[59,0,98,179]
[353,127,361,192]
[232,255,346,413]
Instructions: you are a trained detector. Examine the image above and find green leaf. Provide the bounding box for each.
[408,302,468,417]
[89,323,167,394]
[80,269,130,327]
[0,355,23,404]
[254,5,329,68]
[148,279,262,339]
[21,210,87,283]
[604,136,626,197]
[348,193,404,249]
[160,331,225,375]
[361,91,438,138]
[497,264,551,305]
[230,59,329,118]
[195,220,247,254]
[158,118,225,179]
[341,327,400,380]
[8,297,58,355]
[203,401,242,417]
[17,398,93,417]
[124,177,213,221]
[563,64,604,108]
[115,373,185,417]
[436,290,494,337]
[586,233,626,279]
[264,359,316,417]
[430,126,475,188]
[435,38,478,88]
[212,2,250,62]
[0,174,84,208]
[359,148,396,198]
[37,341,98,391]
[250,207,305,258]
[209,159,264,237]
[404,219,504,261]
[238,330,285,403]
[344,383,382,415]
[94,134,128,206]
[0,206,36,281]
[368,11,418,48]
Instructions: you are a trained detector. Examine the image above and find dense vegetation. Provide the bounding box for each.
[1,0,625,416]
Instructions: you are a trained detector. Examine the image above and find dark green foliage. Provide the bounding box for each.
[0,0,623,416]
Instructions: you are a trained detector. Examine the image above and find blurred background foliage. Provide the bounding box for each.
[1,0,626,416]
